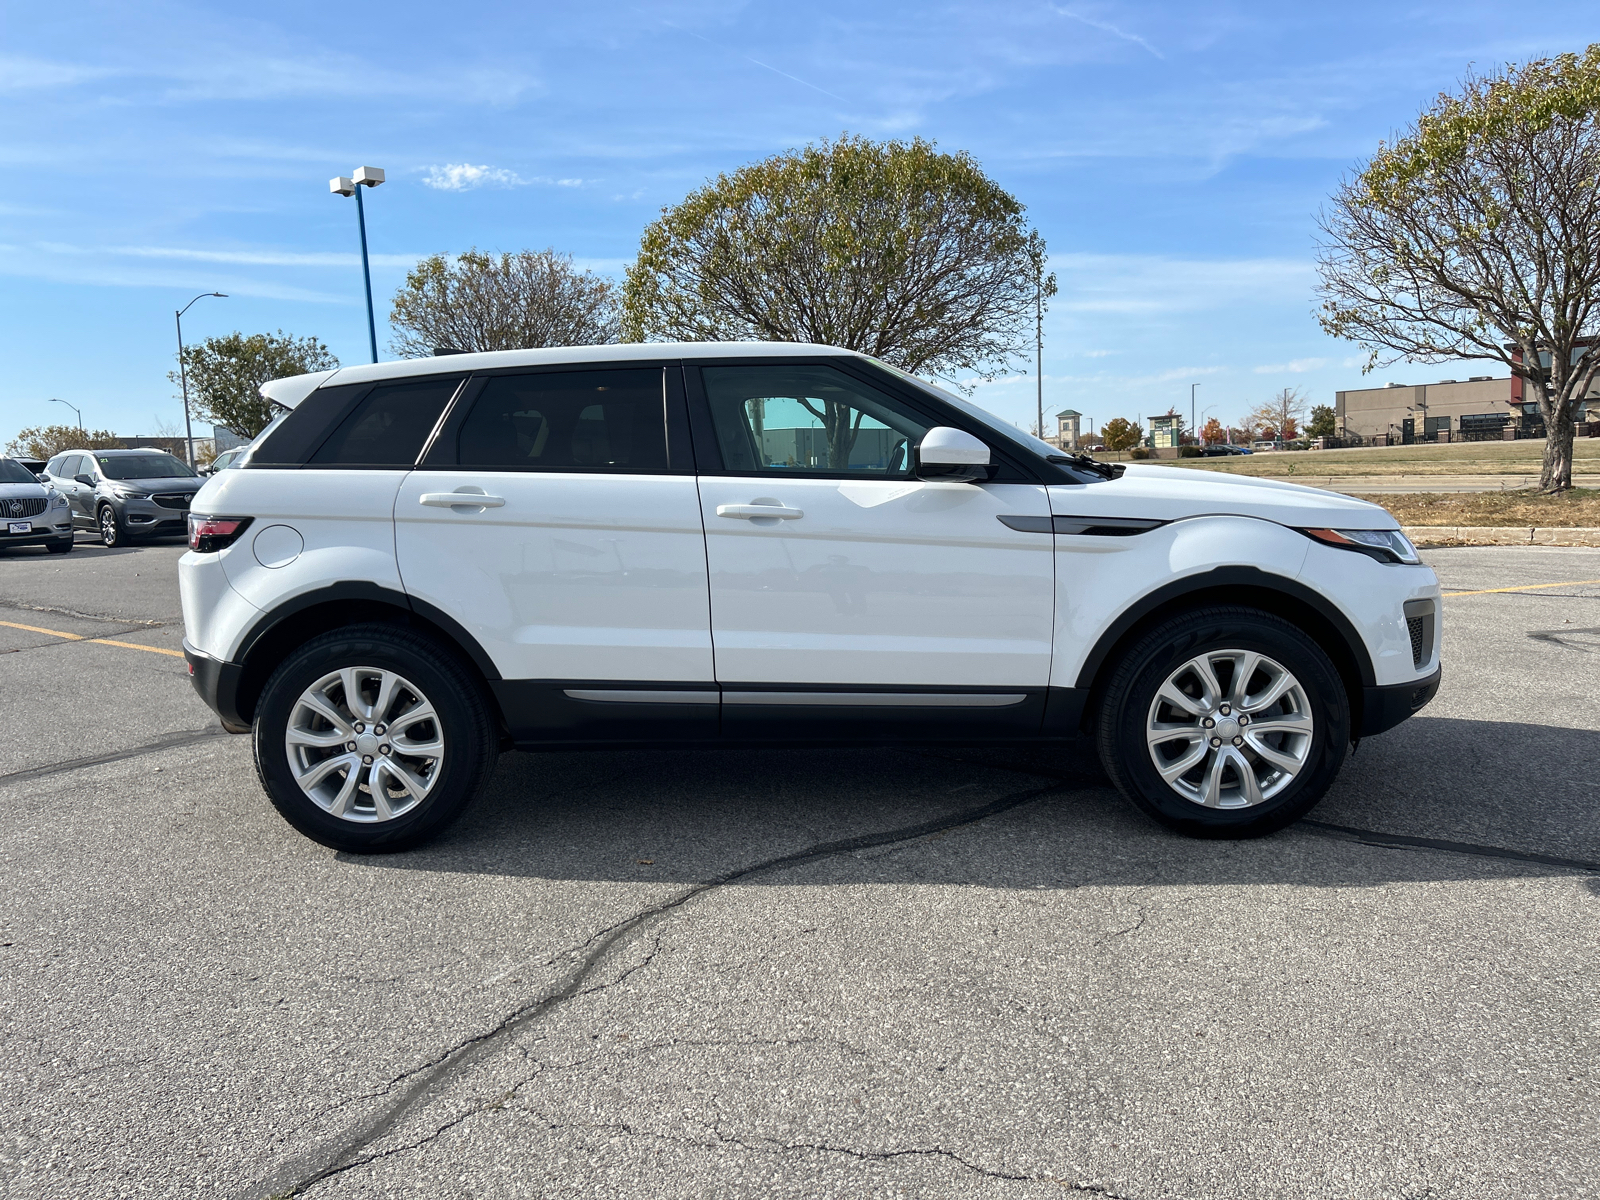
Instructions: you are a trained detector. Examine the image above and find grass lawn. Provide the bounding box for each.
[1095,437,1600,477]
[1364,488,1600,526]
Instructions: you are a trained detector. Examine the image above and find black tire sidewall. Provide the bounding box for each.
[253,625,495,853]
[1099,608,1349,837]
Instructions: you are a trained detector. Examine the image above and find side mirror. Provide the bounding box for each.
[75,474,94,486]
[915,427,991,482]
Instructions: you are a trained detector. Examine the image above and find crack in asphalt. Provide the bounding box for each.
[237,779,1067,1199]
[0,725,231,786]
[0,598,167,627]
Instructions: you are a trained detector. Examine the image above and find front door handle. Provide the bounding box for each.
[420,489,506,510]
[716,503,804,520]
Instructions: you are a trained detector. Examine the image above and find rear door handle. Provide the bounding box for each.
[420,489,506,510]
[716,504,804,520]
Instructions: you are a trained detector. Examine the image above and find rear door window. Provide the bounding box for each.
[456,369,668,471]
[308,377,464,468]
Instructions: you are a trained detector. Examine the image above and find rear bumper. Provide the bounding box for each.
[183,639,247,727]
[1360,667,1441,737]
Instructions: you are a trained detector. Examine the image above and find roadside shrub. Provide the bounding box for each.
[1129,447,1151,460]
[1178,445,1202,458]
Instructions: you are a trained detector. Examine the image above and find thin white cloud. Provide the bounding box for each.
[424,163,525,191]
[106,245,421,268]
[0,54,114,90]
[1253,357,1328,374]
[1052,7,1163,60]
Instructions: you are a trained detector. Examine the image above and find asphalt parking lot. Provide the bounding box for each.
[2,536,1597,1200]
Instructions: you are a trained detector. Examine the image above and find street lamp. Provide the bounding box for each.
[1190,382,1200,446]
[330,166,385,364]
[49,397,84,441]
[175,292,228,467]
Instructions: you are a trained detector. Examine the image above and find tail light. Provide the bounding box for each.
[188,515,253,553]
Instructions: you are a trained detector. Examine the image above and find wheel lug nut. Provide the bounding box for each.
[1202,717,1215,728]
[362,754,374,765]
[379,744,391,756]
[1219,704,1231,716]
[345,741,356,752]
[353,722,365,733]
[1210,737,1222,748]
[374,724,386,735]
[1232,736,1244,747]
[1238,715,1249,725]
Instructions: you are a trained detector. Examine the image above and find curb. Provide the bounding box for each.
[1404,525,1600,548]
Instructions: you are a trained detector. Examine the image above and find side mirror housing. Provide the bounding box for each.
[75,474,94,486]
[915,426,991,482]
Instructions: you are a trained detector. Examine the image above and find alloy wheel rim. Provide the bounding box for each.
[100,510,115,542]
[284,666,445,823]
[1145,649,1314,809]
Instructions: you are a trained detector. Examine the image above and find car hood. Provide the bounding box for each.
[1049,463,1397,529]
[107,476,202,491]
[0,482,48,500]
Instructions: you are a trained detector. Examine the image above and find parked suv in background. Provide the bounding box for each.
[0,456,74,553]
[43,448,202,547]
[180,343,1441,853]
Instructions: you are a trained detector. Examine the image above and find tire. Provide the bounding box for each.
[46,538,73,554]
[98,505,125,548]
[253,623,499,853]
[1096,606,1350,838]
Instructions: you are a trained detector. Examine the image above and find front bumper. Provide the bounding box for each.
[113,494,193,537]
[1360,666,1441,737]
[183,639,248,728]
[0,519,74,548]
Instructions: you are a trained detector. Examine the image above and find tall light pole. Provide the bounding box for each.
[1035,259,1045,442]
[330,166,385,363]
[49,398,84,441]
[1190,382,1200,446]
[176,292,228,467]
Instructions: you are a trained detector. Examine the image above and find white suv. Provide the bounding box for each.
[179,344,1441,852]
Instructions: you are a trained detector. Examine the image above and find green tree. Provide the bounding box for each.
[5,424,122,458]
[1101,416,1142,451]
[622,135,1054,385]
[389,249,620,358]
[1318,46,1600,491]
[170,331,338,439]
[1307,404,1337,438]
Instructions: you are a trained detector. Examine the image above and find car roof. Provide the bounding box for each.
[261,341,863,409]
[70,448,180,457]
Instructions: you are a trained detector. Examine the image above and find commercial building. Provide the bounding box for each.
[1336,373,1600,443]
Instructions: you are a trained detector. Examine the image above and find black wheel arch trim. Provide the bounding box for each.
[1073,566,1377,696]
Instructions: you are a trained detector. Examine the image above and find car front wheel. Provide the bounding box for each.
[1097,606,1349,838]
[253,623,499,852]
[98,505,125,548]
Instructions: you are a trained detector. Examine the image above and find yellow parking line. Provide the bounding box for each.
[89,637,185,658]
[0,619,183,658]
[1443,578,1600,598]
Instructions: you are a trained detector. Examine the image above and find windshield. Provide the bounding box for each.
[96,453,196,480]
[0,459,39,484]
[864,358,1104,482]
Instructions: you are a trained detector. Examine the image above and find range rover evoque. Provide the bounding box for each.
[179,343,1441,852]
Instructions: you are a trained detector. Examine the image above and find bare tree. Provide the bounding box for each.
[622,135,1054,387]
[1247,388,1307,442]
[1317,46,1600,491]
[390,249,620,358]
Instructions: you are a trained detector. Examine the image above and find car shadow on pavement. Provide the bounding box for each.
[343,716,1600,890]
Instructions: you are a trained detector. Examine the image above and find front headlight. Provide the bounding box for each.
[1303,527,1421,565]
[108,483,148,499]
[50,493,69,508]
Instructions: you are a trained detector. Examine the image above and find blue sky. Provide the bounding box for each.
[2,1,1595,443]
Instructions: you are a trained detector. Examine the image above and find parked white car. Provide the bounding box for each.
[179,343,1440,852]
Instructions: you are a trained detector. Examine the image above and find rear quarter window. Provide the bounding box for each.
[308,377,464,467]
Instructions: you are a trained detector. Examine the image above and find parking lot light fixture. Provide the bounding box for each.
[330,166,385,364]
[48,397,84,441]
[175,292,228,468]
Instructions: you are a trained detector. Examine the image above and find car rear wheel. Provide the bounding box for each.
[98,505,125,548]
[253,623,499,852]
[1097,606,1349,837]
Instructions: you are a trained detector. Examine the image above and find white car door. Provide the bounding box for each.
[393,365,715,742]
[690,360,1056,734]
